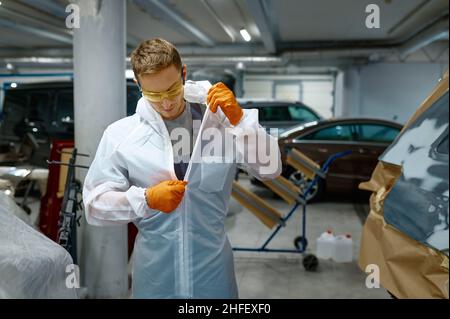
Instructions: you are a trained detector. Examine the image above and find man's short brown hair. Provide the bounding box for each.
[130,38,182,79]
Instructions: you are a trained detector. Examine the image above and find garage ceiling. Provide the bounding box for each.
[276,0,446,41]
[0,0,448,70]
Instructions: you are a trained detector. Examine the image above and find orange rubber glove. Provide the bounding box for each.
[207,82,243,126]
[145,180,187,213]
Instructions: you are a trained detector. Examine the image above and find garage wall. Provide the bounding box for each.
[336,63,447,124]
[243,74,335,118]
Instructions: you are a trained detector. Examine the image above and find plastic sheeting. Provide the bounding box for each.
[0,192,30,225]
[0,194,78,298]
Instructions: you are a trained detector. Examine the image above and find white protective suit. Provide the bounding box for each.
[83,81,281,298]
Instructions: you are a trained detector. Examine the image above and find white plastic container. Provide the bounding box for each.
[316,229,335,259]
[333,234,353,263]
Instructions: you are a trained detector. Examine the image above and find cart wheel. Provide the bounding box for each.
[303,254,319,271]
[294,236,308,250]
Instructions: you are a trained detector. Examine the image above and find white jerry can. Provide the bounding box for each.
[316,229,335,259]
[333,234,353,263]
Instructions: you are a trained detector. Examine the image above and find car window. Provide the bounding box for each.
[52,90,74,136]
[1,89,28,139]
[1,84,141,147]
[437,134,449,155]
[302,124,353,141]
[28,92,51,121]
[127,85,141,115]
[258,105,319,122]
[356,124,400,143]
[259,106,290,121]
[432,129,449,158]
[23,92,52,138]
[287,106,320,122]
[1,90,51,140]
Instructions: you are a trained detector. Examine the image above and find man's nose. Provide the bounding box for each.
[161,98,171,108]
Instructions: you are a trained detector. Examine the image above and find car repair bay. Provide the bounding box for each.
[0,0,448,301]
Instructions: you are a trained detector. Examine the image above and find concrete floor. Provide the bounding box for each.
[226,176,390,299]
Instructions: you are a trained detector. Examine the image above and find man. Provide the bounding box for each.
[83,38,281,298]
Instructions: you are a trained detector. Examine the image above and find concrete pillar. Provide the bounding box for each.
[234,69,245,98]
[334,71,344,117]
[338,67,361,117]
[73,0,128,298]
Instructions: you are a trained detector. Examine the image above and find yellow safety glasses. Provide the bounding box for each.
[140,79,184,103]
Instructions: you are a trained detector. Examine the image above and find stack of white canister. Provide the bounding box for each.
[316,229,353,263]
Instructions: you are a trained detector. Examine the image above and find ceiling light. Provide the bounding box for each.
[240,28,251,42]
[236,62,245,70]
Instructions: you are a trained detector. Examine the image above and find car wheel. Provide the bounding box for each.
[284,167,324,202]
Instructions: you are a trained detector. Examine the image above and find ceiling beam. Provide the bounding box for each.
[388,0,431,35]
[244,0,276,53]
[1,1,141,48]
[177,43,267,55]
[0,18,72,44]
[0,0,65,28]
[0,56,283,69]
[0,2,73,40]
[0,43,267,58]
[0,48,73,57]
[133,0,215,47]
[200,0,236,42]
[0,56,367,72]
[19,0,67,19]
[399,18,449,58]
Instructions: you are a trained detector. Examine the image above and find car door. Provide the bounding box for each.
[353,123,401,182]
[289,123,361,192]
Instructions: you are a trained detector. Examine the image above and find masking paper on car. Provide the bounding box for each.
[358,71,449,299]
[382,92,448,255]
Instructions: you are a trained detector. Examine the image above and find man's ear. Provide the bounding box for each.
[134,78,142,92]
[182,65,187,84]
